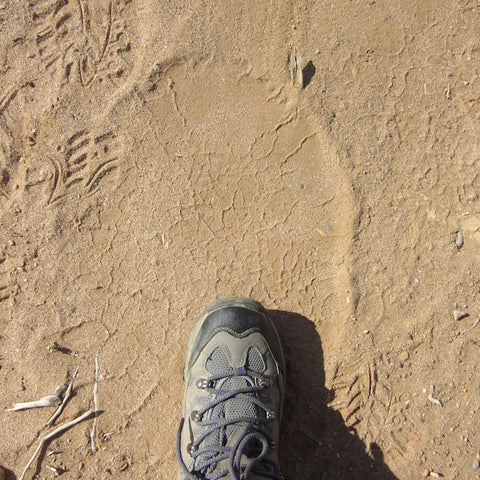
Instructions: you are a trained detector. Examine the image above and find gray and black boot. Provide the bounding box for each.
[176,297,286,480]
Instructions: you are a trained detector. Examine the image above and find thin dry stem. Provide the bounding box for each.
[46,366,79,426]
[19,409,93,480]
[7,385,66,412]
[90,356,99,453]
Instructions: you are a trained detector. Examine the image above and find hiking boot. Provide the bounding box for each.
[176,297,286,480]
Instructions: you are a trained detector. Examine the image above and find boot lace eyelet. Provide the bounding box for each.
[255,376,272,388]
[187,443,197,455]
[196,378,215,389]
[266,410,276,420]
[191,410,202,422]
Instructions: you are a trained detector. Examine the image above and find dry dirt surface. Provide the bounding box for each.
[1,1,480,479]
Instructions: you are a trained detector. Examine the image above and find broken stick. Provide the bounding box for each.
[7,385,66,412]
[19,409,93,480]
[90,356,99,453]
[46,366,79,426]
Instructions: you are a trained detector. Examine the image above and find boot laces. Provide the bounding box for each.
[176,367,281,480]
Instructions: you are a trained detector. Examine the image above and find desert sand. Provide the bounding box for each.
[1,1,480,479]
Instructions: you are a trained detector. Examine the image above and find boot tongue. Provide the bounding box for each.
[204,346,263,453]
[222,376,257,424]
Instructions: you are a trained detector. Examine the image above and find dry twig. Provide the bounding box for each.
[19,409,93,480]
[46,366,79,426]
[7,385,66,412]
[90,356,99,453]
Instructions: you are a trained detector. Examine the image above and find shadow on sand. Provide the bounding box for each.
[269,310,399,480]
[1,466,16,480]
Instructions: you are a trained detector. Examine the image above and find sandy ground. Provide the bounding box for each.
[1,1,480,479]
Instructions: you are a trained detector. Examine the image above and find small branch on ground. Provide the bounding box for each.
[90,356,99,454]
[46,366,79,426]
[7,385,67,412]
[19,409,93,480]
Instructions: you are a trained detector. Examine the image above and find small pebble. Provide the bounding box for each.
[370,145,377,155]
[398,351,409,362]
[453,310,469,321]
[0,5,5,9]
[473,457,480,469]
[427,395,442,407]
[455,231,464,249]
